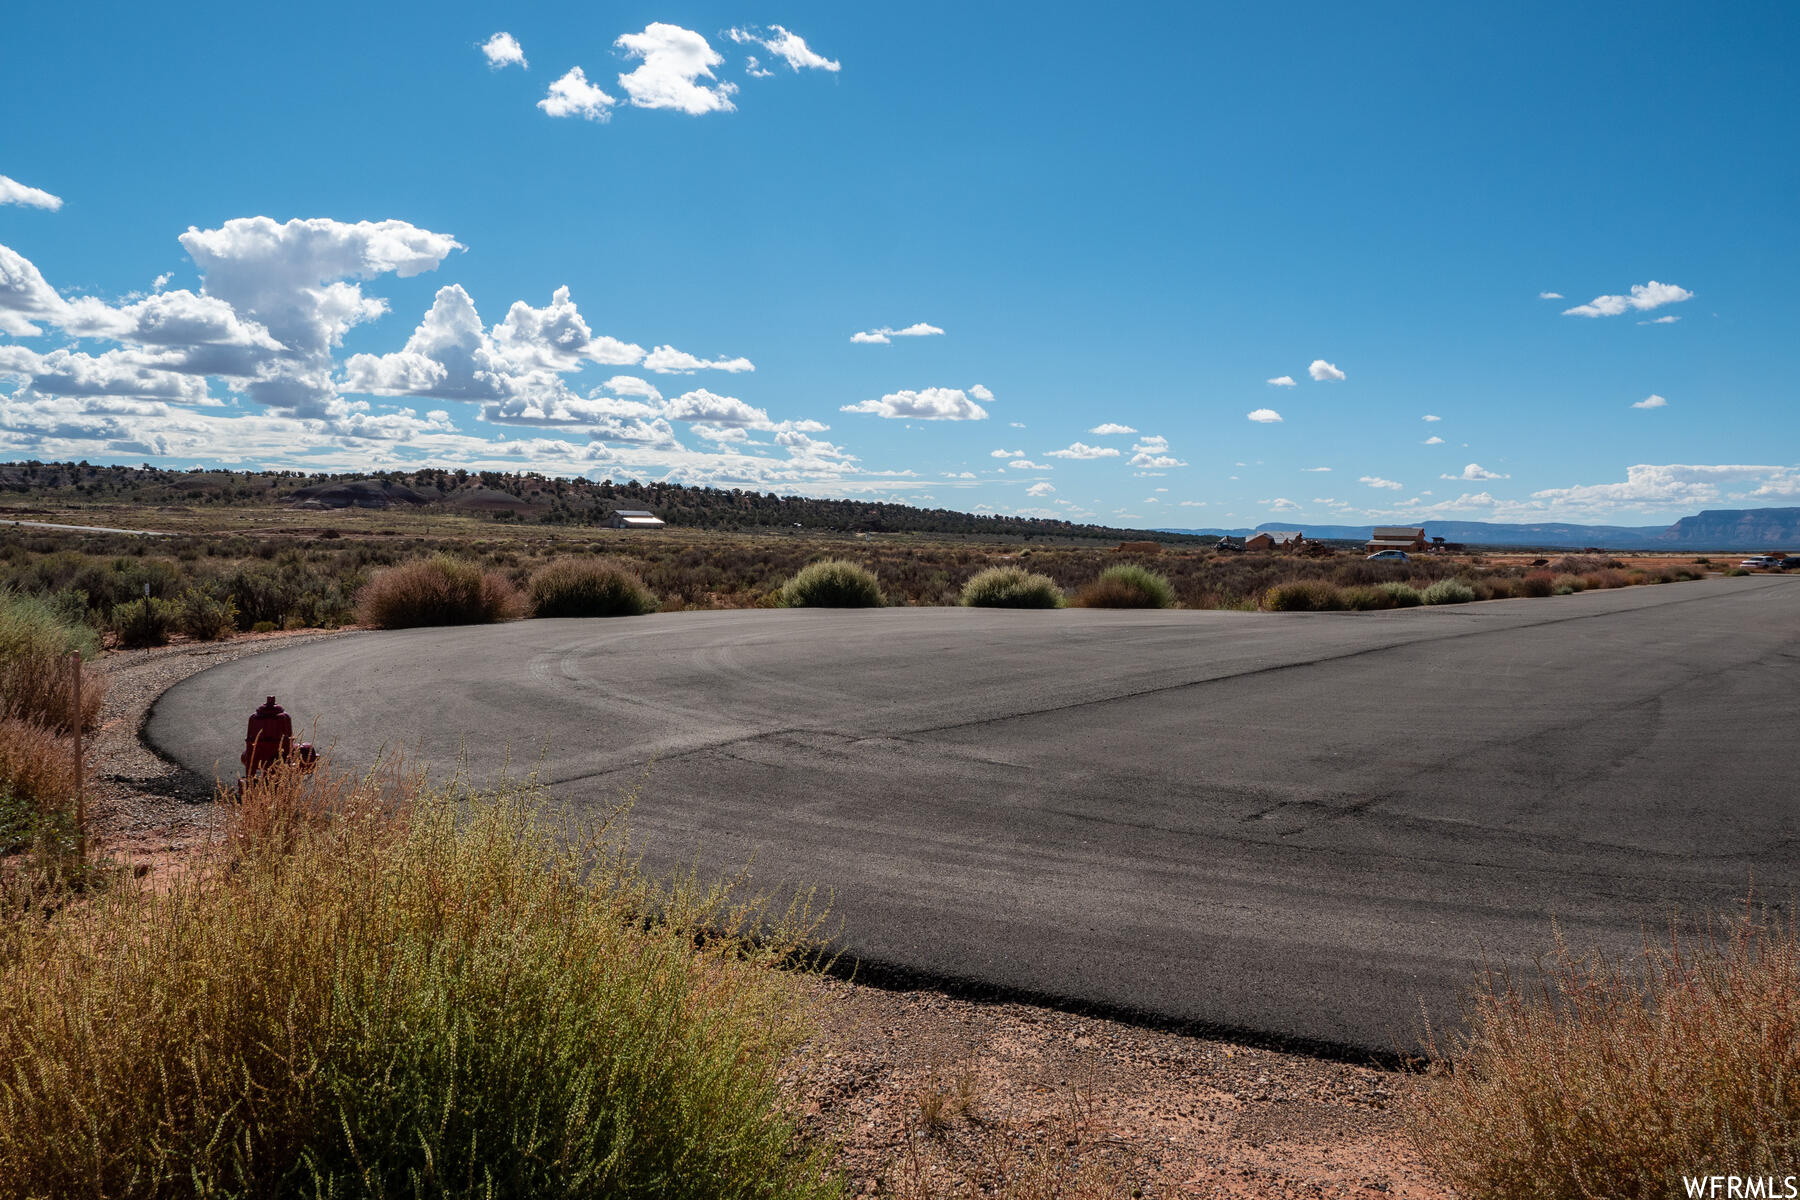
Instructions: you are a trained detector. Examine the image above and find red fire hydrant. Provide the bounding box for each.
[239,696,317,787]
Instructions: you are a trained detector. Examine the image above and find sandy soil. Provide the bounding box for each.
[84,633,1449,1199]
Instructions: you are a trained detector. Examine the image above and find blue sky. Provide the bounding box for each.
[2,1,1796,527]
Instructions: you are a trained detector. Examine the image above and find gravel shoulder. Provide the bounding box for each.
[94,632,1447,1199]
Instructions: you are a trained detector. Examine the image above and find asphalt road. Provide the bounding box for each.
[147,575,1800,1055]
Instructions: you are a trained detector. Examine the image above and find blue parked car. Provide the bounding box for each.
[1366,549,1410,562]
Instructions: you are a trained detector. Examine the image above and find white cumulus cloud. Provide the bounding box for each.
[1443,463,1510,481]
[1538,291,1563,300]
[1266,375,1296,387]
[642,345,754,374]
[990,448,1024,458]
[1360,475,1403,490]
[1562,280,1692,318]
[538,67,616,121]
[1632,394,1668,409]
[1309,359,1346,382]
[1247,408,1283,423]
[1025,482,1055,496]
[1088,422,1136,435]
[0,175,63,211]
[480,32,527,69]
[1043,441,1119,459]
[615,24,737,115]
[851,322,943,343]
[726,25,839,72]
[1424,435,1445,444]
[841,386,988,421]
[1422,414,1441,422]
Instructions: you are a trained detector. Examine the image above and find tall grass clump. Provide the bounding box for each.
[529,557,660,618]
[1423,578,1476,605]
[1552,573,1586,595]
[1072,564,1175,609]
[960,566,1064,609]
[0,590,102,733]
[1413,905,1800,1197]
[0,764,838,1200]
[0,717,77,854]
[356,554,526,629]
[778,560,884,608]
[1263,579,1346,612]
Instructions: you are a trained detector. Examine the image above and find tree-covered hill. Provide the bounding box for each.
[0,461,1211,545]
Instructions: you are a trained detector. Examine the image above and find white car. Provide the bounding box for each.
[1739,556,1779,568]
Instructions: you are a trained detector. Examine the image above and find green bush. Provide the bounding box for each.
[1377,581,1424,607]
[0,591,101,732]
[778,560,884,608]
[0,771,837,1199]
[1264,579,1346,612]
[1726,567,1750,577]
[175,588,237,641]
[1340,585,1396,611]
[1073,564,1175,609]
[1552,573,1587,594]
[529,558,660,618]
[110,597,177,648]
[960,566,1064,609]
[1423,578,1476,605]
[356,555,527,629]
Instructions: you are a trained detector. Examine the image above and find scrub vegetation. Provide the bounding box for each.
[1413,903,1800,1198]
[778,560,885,608]
[0,592,98,858]
[1073,564,1176,609]
[528,557,660,618]
[0,763,838,1200]
[0,468,1716,638]
[959,565,1065,608]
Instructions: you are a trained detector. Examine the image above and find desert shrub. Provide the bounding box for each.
[1552,573,1586,595]
[1423,578,1476,605]
[1263,579,1346,612]
[1726,567,1750,577]
[1519,571,1554,598]
[0,591,102,733]
[1413,904,1800,1198]
[0,767,835,1199]
[1378,581,1424,607]
[0,717,77,853]
[960,566,1064,609]
[1585,569,1629,590]
[778,559,884,608]
[109,597,177,648]
[356,555,526,629]
[250,620,278,634]
[1340,585,1396,611]
[175,588,237,641]
[1477,578,1517,601]
[528,558,660,618]
[1073,564,1175,609]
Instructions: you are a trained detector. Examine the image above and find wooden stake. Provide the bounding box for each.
[70,650,85,863]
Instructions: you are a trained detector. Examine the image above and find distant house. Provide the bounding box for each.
[1245,530,1305,552]
[605,508,665,530]
[1214,536,1245,552]
[1365,526,1426,553]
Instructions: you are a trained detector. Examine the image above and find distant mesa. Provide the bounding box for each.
[1158,507,1800,551]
